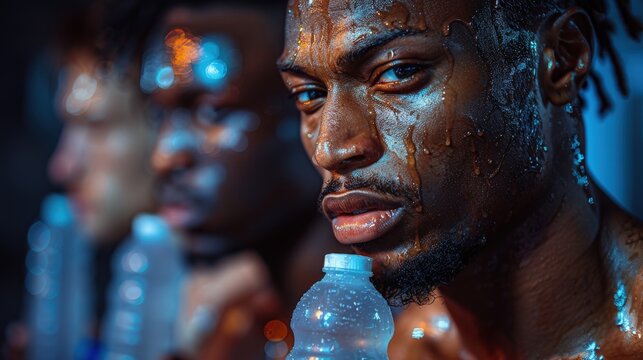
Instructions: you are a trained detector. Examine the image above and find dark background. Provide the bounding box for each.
[0,0,74,341]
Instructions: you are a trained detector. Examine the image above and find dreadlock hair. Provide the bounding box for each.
[580,0,642,113]
[498,0,642,115]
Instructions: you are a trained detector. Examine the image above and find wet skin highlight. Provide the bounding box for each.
[280,0,544,282]
[280,0,643,358]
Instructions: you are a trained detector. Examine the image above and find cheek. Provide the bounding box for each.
[300,124,316,156]
[85,129,148,190]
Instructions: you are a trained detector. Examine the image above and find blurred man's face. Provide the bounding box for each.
[280,0,556,305]
[49,52,157,243]
[145,18,289,243]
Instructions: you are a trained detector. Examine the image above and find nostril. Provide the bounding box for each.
[343,155,367,166]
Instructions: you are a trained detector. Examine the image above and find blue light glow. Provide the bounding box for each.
[431,314,451,332]
[122,251,149,274]
[119,279,145,306]
[155,66,174,89]
[192,36,237,90]
[411,327,425,340]
[41,194,73,226]
[583,341,604,360]
[204,60,228,80]
[133,214,170,243]
[613,280,640,337]
[201,41,220,59]
[571,135,589,187]
[264,340,289,358]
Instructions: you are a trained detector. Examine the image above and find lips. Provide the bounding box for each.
[159,202,197,228]
[322,190,405,245]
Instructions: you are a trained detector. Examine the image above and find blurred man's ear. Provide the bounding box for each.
[539,8,594,106]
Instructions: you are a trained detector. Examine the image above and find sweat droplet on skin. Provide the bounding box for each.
[404,125,423,213]
[614,280,639,337]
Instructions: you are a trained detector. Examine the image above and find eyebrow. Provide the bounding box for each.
[277,28,426,75]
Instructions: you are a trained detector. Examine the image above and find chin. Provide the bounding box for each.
[84,217,127,245]
[356,228,487,306]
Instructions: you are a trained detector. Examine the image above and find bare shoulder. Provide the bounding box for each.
[596,195,643,358]
[601,194,643,268]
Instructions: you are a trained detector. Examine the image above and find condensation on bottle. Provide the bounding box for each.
[287,253,394,360]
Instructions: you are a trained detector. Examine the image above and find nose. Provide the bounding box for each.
[48,127,86,186]
[151,120,198,177]
[313,92,384,173]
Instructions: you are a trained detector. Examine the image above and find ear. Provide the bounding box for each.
[539,8,594,106]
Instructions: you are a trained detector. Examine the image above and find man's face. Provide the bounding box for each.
[280,0,552,304]
[146,23,287,243]
[49,53,157,243]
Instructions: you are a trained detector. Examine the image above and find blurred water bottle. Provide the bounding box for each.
[102,214,185,360]
[287,253,394,360]
[26,194,92,360]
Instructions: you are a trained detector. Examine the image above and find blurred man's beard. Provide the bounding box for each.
[366,233,485,307]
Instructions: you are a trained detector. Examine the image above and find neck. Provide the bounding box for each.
[441,177,614,359]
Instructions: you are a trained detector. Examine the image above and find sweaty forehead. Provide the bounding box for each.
[282,0,486,65]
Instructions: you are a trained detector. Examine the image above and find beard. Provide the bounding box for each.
[319,173,488,307]
[366,231,487,307]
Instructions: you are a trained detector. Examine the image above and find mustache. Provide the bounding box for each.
[157,182,196,204]
[318,174,418,211]
[157,179,209,206]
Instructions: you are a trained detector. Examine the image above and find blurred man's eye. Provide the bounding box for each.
[196,104,221,126]
[148,106,168,128]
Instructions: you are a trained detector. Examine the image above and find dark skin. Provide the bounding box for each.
[150,8,317,253]
[148,6,346,359]
[279,0,643,358]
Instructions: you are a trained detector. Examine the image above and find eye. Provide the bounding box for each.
[294,89,325,103]
[290,87,327,114]
[148,106,167,127]
[377,64,423,84]
[196,104,221,126]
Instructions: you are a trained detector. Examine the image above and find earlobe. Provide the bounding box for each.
[539,8,594,106]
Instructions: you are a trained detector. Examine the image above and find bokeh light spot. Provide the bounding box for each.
[156,66,175,89]
[119,280,145,305]
[27,221,51,252]
[264,340,289,359]
[204,60,227,80]
[264,320,288,342]
[411,327,425,340]
[122,251,148,273]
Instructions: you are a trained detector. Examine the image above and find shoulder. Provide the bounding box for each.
[600,191,643,269]
[598,194,643,356]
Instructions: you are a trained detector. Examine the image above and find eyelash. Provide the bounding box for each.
[370,61,430,92]
[289,62,430,114]
[289,86,327,114]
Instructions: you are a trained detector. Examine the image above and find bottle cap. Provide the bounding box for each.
[133,213,171,243]
[323,253,372,274]
[42,193,74,226]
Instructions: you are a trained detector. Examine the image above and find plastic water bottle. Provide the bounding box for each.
[25,194,92,360]
[287,253,394,360]
[101,214,185,360]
